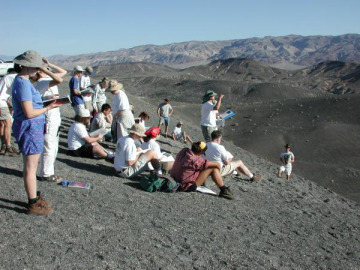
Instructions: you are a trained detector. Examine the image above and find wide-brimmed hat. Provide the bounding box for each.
[78,109,91,118]
[202,90,217,103]
[108,80,124,92]
[73,66,84,72]
[128,123,146,137]
[85,66,94,75]
[13,50,46,68]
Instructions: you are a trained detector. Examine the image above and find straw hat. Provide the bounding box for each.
[128,124,146,137]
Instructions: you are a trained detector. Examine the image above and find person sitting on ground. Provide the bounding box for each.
[172,121,193,144]
[141,126,174,174]
[114,123,161,179]
[278,144,295,180]
[171,141,234,199]
[90,103,113,141]
[205,130,261,182]
[157,98,173,138]
[0,68,19,156]
[67,109,114,161]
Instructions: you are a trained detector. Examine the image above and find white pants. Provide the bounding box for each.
[39,117,61,177]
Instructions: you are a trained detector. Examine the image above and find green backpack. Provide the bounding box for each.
[140,173,178,192]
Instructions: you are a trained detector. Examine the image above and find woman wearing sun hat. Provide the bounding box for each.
[12,50,61,215]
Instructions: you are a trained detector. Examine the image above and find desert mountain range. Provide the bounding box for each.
[49,34,360,69]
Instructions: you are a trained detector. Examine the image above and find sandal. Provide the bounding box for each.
[37,175,63,183]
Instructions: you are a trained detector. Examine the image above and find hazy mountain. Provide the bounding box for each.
[49,34,360,70]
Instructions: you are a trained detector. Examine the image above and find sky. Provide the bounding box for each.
[1,0,359,57]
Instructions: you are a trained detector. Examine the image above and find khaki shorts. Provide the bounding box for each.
[220,162,236,176]
[0,107,12,121]
[117,154,149,178]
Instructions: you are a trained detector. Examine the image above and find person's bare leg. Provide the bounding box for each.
[286,174,290,180]
[233,160,252,177]
[92,142,108,158]
[143,150,161,170]
[195,168,224,187]
[23,154,40,199]
[277,170,282,177]
[4,119,12,146]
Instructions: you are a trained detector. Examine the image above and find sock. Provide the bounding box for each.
[249,173,254,179]
[220,185,227,192]
[28,198,38,205]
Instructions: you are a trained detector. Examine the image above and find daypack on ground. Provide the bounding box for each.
[140,173,178,192]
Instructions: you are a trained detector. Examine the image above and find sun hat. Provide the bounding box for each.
[202,90,217,103]
[145,126,161,138]
[13,50,46,68]
[108,80,124,92]
[128,123,146,137]
[85,66,94,75]
[78,109,91,118]
[284,144,291,148]
[73,66,84,72]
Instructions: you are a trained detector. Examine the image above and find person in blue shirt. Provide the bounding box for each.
[69,65,85,115]
[12,50,61,215]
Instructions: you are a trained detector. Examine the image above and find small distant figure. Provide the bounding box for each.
[80,66,94,112]
[157,98,173,138]
[172,121,193,144]
[278,144,295,180]
[69,66,85,115]
[137,111,150,129]
[93,77,109,113]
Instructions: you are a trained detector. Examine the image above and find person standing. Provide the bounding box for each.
[92,77,108,113]
[0,68,19,156]
[12,50,62,215]
[80,66,94,112]
[109,80,135,142]
[200,90,224,142]
[31,58,67,182]
[69,66,85,115]
[278,144,295,180]
[157,98,173,138]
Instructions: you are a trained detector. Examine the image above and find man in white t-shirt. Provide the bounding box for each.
[278,144,295,180]
[90,103,113,141]
[114,123,161,178]
[200,90,224,142]
[80,66,94,112]
[0,69,18,156]
[172,121,193,144]
[67,109,114,162]
[32,59,67,182]
[205,130,261,182]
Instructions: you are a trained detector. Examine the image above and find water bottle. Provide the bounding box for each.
[60,180,69,187]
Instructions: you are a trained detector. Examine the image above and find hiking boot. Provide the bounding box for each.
[219,186,234,200]
[36,192,52,207]
[251,174,261,182]
[6,146,20,156]
[27,203,53,215]
[0,144,6,155]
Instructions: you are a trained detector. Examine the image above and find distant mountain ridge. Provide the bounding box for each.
[49,34,360,70]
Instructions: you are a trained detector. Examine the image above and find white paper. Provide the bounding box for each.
[196,186,217,195]
[89,128,108,137]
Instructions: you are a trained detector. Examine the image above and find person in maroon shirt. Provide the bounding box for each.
[171,141,234,199]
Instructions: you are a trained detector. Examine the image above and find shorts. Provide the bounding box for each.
[12,118,45,155]
[174,133,183,141]
[117,154,149,178]
[68,143,94,158]
[279,164,292,175]
[72,104,85,115]
[160,117,170,126]
[220,162,236,176]
[0,107,11,121]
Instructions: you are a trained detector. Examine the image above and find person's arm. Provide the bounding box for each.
[157,107,161,118]
[83,134,103,143]
[213,94,224,111]
[21,101,60,119]
[223,158,232,165]
[169,107,173,116]
[42,58,67,87]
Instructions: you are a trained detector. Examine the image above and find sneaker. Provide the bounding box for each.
[27,203,53,215]
[251,174,261,182]
[219,186,234,200]
[6,146,20,156]
[0,144,6,155]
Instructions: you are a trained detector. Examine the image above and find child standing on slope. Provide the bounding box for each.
[278,144,295,180]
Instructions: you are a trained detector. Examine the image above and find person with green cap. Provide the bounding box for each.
[200,90,224,142]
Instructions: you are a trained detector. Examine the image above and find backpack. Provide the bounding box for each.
[140,173,178,192]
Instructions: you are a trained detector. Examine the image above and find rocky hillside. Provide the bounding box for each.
[49,34,360,70]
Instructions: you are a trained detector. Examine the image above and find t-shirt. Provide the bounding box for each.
[173,126,182,136]
[158,103,172,117]
[90,112,111,132]
[80,75,92,102]
[280,151,295,164]
[12,76,44,121]
[205,141,233,167]
[93,83,107,104]
[67,122,89,150]
[171,148,209,190]
[200,101,217,127]
[141,139,162,159]
[36,78,61,122]
[112,90,130,114]
[114,136,137,171]
[69,76,84,106]
[0,73,16,107]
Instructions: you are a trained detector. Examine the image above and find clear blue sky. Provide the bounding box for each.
[1,0,359,57]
